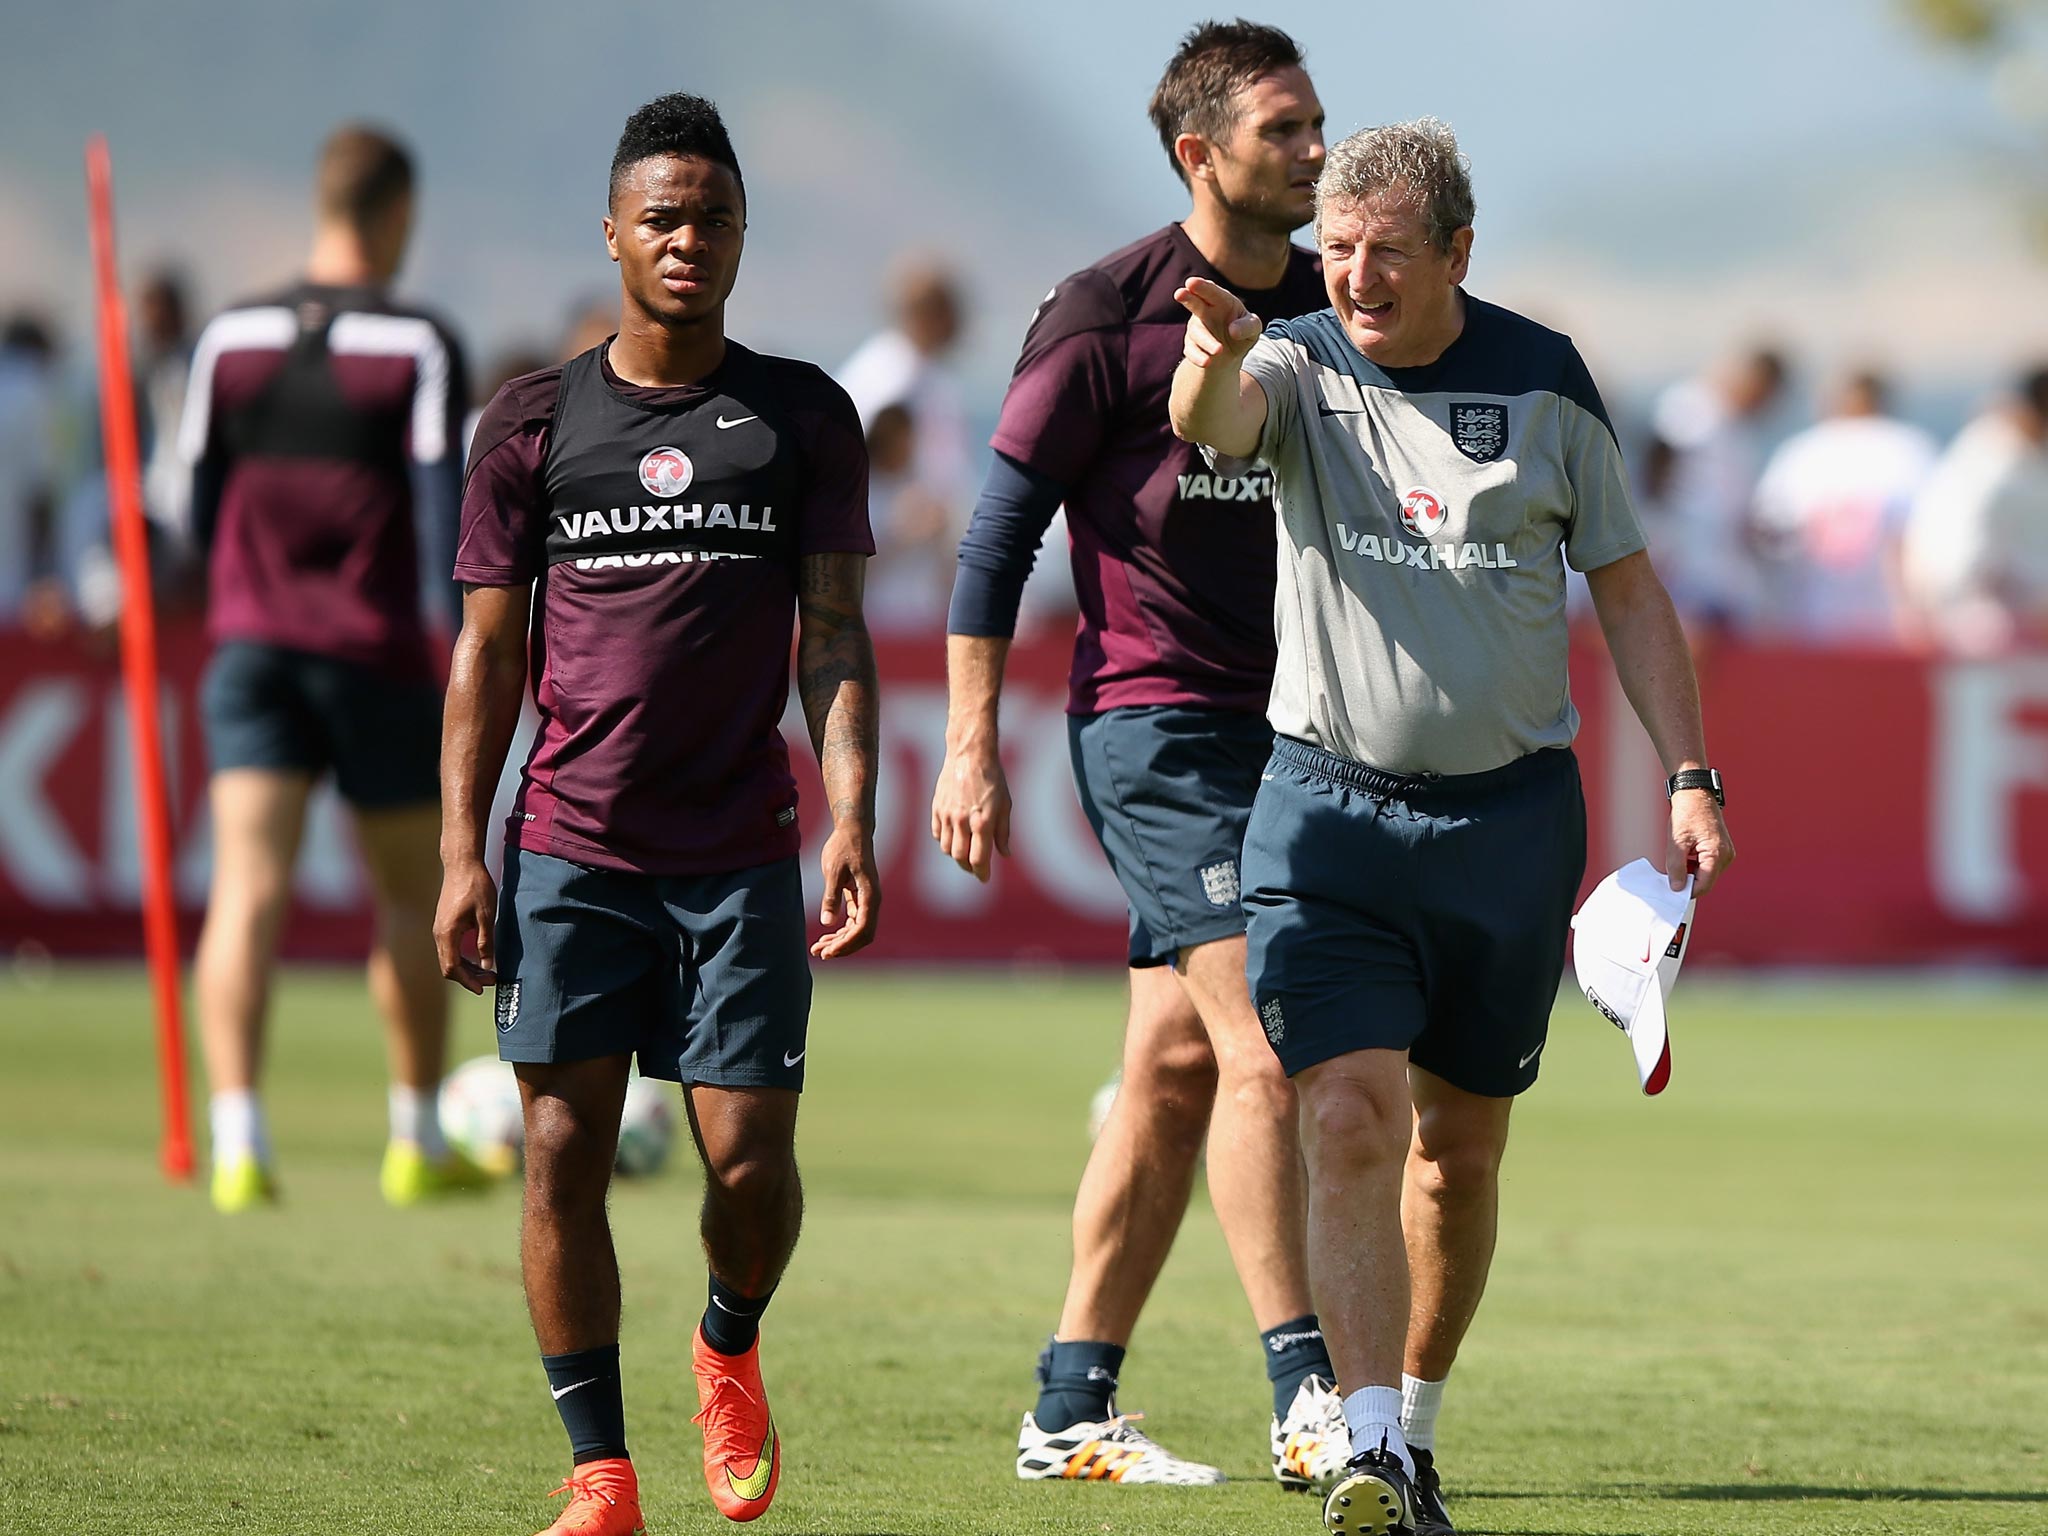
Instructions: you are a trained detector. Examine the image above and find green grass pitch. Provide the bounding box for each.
[2,965,2044,1534]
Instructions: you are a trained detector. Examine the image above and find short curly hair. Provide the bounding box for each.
[610,93,744,208]
[1315,118,1475,249]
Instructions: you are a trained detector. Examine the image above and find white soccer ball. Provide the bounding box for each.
[438,1055,525,1177]
[615,1072,679,1178]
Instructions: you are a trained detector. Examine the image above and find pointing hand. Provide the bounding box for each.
[1174,276,1263,370]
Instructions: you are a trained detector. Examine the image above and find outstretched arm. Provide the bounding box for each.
[1167,275,1270,457]
[435,582,531,991]
[797,551,882,957]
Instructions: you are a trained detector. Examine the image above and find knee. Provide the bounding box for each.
[1408,1127,1507,1207]
[1211,1029,1295,1119]
[1122,1033,1219,1128]
[205,872,293,935]
[702,1135,798,1207]
[1299,1067,1408,1171]
[523,1102,614,1211]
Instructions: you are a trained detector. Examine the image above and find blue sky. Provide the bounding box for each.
[2,0,2040,415]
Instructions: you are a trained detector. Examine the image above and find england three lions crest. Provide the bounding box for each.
[1451,402,1508,463]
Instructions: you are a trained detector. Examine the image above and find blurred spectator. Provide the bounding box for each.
[558,294,615,363]
[0,313,63,630]
[1903,365,2048,654]
[839,258,974,628]
[1639,345,1788,634]
[840,259,972,503]
[1751,369,1934,643]
[860,401,955,632]
[63,268,209,629]
[137,268,198,538]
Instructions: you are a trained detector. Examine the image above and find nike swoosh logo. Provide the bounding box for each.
[783,1049,805,1068]
[1519,1042,1545,1069]
[725,1418,776,1501]
[551,1378,598,1401]
[716,414,757,429]
[709,1295,751,1315]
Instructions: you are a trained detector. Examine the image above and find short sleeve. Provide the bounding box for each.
[1202,326,1299,480]
[987,270,1126,485]
[1558,347,1647,573]
[790,370,875,556]
[454,371,557,585]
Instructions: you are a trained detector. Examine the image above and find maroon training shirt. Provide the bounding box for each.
[457,340,873,876]
[991,224,1326,715]
[178,282,467,678]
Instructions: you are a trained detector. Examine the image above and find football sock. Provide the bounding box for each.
[541,1345,628,1465]
[388,1083,449,1161]
[209,1089,269,1165]
[700,1275,773,1356]
[1261,1314,1335,1418]
[1400,1372,1448,1452]
[1032,1337,1125,1433]
[1342,1385,1414,1479]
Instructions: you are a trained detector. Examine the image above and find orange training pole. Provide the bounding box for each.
[86,134,195,1182]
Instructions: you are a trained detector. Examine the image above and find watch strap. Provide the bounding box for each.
[1667,767,1724,805]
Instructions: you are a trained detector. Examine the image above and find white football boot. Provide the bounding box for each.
[1016,1411,1226,1485]
[1273,1374,1352,1490]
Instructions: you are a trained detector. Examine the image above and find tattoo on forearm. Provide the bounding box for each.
[797,555,879,826]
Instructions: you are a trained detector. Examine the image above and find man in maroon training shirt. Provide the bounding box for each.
[178,123,475,1215]
[437,93,879,1536]
[931,19,1349,1492]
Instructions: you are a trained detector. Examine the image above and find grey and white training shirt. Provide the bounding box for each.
[1210,293,1645,776]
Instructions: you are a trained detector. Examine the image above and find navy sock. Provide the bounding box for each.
[1262,1314,1336,1419]
[541,1344,627,1465]
[1032,1337,1125,1433]
[700,1274,772,1357]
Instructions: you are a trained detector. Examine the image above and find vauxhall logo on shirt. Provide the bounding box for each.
[550,447,781,571]
[1335,484,1521,573]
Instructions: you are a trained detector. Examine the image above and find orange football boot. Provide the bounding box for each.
[691,1326,780,1521]
[535,1456,645,1536]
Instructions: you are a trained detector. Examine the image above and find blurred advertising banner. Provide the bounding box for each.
[2,622,2046,967]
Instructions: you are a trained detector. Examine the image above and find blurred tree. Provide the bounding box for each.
[1902,0,2048,249]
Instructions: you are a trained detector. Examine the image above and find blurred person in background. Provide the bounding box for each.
[1750,368,1934,643]
[558,294,618,364]
[859,398,956,631]
[840,259,972,505]
[138,269,198,546]
[839,259,973,631]
[933,19,1348,1493]
[1639,344,1787,640]
[0,313,62,632]
[62,269,208,631]
[176,122,476,1215]
[1904,365,2048,653]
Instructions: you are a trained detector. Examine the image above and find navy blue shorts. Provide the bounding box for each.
[492,849,812,1090]
[1243,738,1586,1097]
[1068,705,1273,967]
[200,641,440,809]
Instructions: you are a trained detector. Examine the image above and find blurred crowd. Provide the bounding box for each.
[4,267,2046,655]
[1637,347,2048,656]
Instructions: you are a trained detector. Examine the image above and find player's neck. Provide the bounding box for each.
[1179,206,1294,291]
[608,308,727,388]
[304,228,390,289]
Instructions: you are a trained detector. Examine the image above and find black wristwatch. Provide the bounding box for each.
[1667,767,1724,806]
